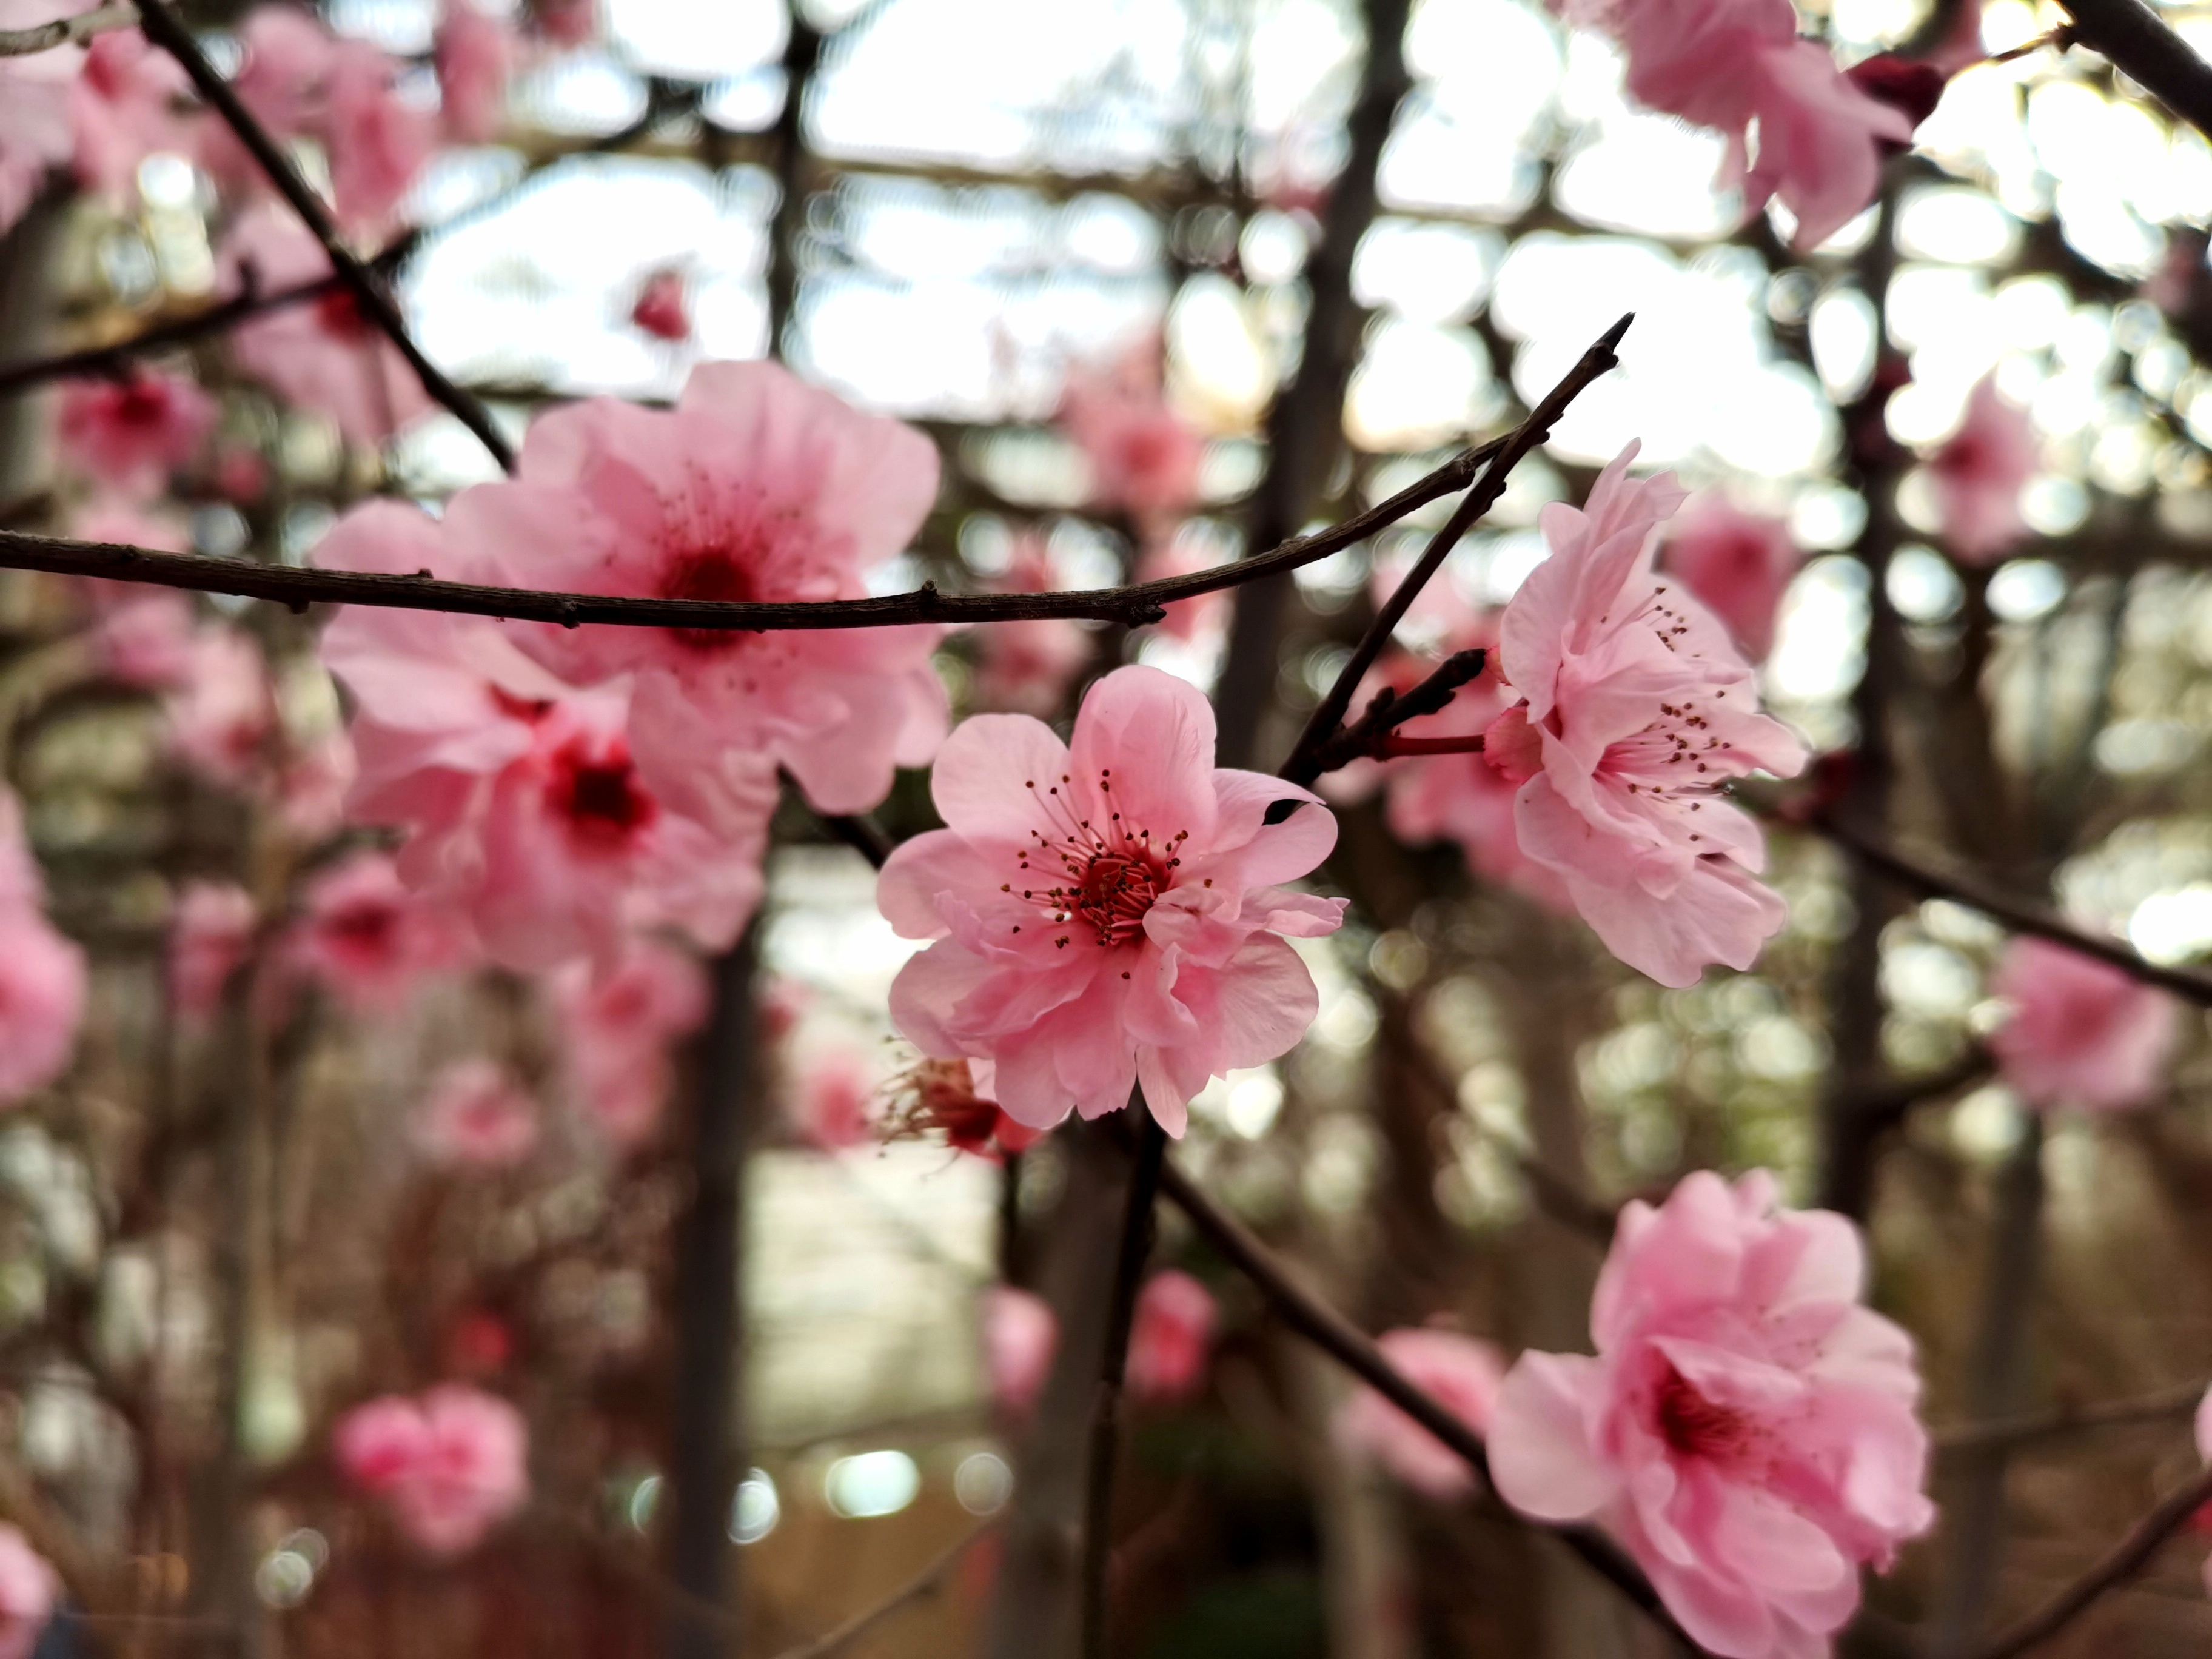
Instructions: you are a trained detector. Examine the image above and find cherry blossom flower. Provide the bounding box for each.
[1489,1170,1935,1659]
[792,1048,877,1150]
[435,0,515,144]
[323,39,435,230]
[0,1527,55,1659]
[290,850,472,1013]
[335,1384,529,1557]
[983,1285,1057,1417]
[1057,337,1204,525]
[412,1059,540,1169]
[1134,532,1228,643]
[0,1,81,238]
[970,535,1089,718]
[215,446,270,504]
[70,500,195,689]
[1661,498,1802,662]
[1926,374,2037,566]
[629,269,690,341]
[221,206,432,446]
[446,1310,513,1378]
[1335,1329,1506,1500]
[1486,443,1807,987]
[57,370,216,498]
[165,626,276,787]
[1988,936,2180,1113]
[0,793,86,1107]
[319,501,776,970]
[168,880,255,1025]
[70,29,194,204]
[551,938,709,1147]
[880,665,1347,1136]
[223,5,340,149]
[440,360,945,817]
[883,1055,1040,1159]
[1126,1270,1217,1403]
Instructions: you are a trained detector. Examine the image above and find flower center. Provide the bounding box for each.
[549,736,658,852]
[660,546,759,652]
[315,287,374,343]
[115,382,170,429]
[1655,1366,1754,1463]
[323,900,397,958]
[1003,769,1187,950]
[1074,851,1162,944]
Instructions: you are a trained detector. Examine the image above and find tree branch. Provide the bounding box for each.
[1299,647,1489,778]
[0,3,132,55]
[2055,0,2212,145]
[768,1525,997,1659]
[1934,1378,2205,1456]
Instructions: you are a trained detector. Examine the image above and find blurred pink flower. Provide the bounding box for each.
[0,791,85,1107]
[629,269,689,341]
[435,0,515,144]
[552,938,708,1147]
[0,1526,55,1659]
[323,39,434,231]
[983,1285,1057,1417]
[531,0,597,46]
[792,1048,879,1150]
[1490,1170,1934,1659]
[335,1384,529,1557]
[1127,1270,1216,1403]
[970,535,1088,718]
[221,206,432,446]
[70,500,195,689]
[1490,442,1807,987]
[168,880,255,1025]
[412,1059,539,1168]
[58,370,215,498]
[71,28,193,203]
[1928,375,2037,566]
[1988,936,2180,1113]
[223,5,339,147]
[1335,1329,1506,1500]
[318,502,774,970]
[166,626,276,786]
[441,360,945,817]
[0,1,81,237]
[881,665,1347,1137]
[290,849,472,1013]
[1661,497,1801,662]
[1057,337,1203,525]
[1134,532,1227,642]
[215,446,269,504]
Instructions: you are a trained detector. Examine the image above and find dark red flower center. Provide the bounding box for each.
[114,381,171,429]
[1655,1366,1754,1462]
[1007,769,1189,950]
[660,547,759,652]
[315,288,374,343]
[1073,851,1164,945]
[323,899,398,958]
[549,736,657,852]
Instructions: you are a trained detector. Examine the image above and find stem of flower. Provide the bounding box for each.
[1376,732,1487,759]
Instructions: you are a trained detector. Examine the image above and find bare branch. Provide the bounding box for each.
[1300,647,1490,778]
[767,1525,997,1659]
[0,3,132,55]
[1936,1379,2205,1456]
[2056,0,2212,146]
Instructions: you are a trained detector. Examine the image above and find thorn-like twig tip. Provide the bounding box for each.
[1600,312,1635,349]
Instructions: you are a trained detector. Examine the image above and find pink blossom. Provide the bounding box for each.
[435,0,515,144]
[323,39,435,231]
[630,269,690,341]
[215,446,269,505]
[165,626,276,786]
[168,880,255,1025]
[1335,1329,1506,1501]
[70,501,195,688]
[71,28,194,203]
[1489,1170,1935,1659]
[1661,498,1801,662]
[531,0,597,46]
[983,1286,1057,1417]
[1057,338,1204,525]
[1487,443,1807,987]
[792,1048,879,1150]
[883,1056,1041,1159]
[1988,936,2180,1113]
[1927,375,2037,566]
[335,1384,529,1557]
[318,502,776,970]
[881,665,1347,1137]
[439,360,945,817]
[2195,1386,2212,1592]
[0,793,85,1107]
[224,7,340,147]
[412,1059,539,1168]
[551,938,708,1147]
[970,535,1089,717]
[1126,1270,1217,1403]
[290,849,472,1013]
[57,370,216,498]
[0,1526,55,1659]
[221,205,432,446]
[0,2,81,238]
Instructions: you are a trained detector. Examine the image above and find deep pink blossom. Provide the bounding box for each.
[335,1385,529,1557]
[290,850,472,1013]
[165,626,275,786]
[0,2,80,238]
[71,29,194,203]
[1927,375,2037,566]
[318,501,776,971]
[1988,936,2180,1113]
[551,939,709,1147]
[323,39,434,230]
[970,535,1089,717]
[0,792,85,1107]
[435,0,515,144]
[1661,498,1802,662]
[1335,1329,1506,1500]
[984,1286,1057,1417]
[1127,1270,1217,1403]
[58,370,215,498]
[438,360,945,817]
[630,269,689,341]
[0,1527,55,1659]
[221,206,432,445]
[881,665,1347,1137]
[1489,1170,1935,1659]
[1057,338,1204,525]
[169,880,255,1025]
[412,1059,539,1168]
[1487,443,1807,987]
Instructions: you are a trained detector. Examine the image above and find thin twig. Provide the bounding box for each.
[0,2,132,55]
[1299,647,1489,778]
[1964,1462,2212,1659]
[767,1525,997,1659]
[0,440,1500,631]
[1279,312,1634,785]
[1935,1379,2205,1455]
[127,0,517,473]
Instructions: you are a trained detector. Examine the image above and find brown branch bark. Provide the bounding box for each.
[0,3,130,55]
[1934,1378,2204,1455]
[2056,0,2212,144]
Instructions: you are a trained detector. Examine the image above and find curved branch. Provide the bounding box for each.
[0,3,132,55]
[1935,1378,2204,1456]
[2057,0,2212,145]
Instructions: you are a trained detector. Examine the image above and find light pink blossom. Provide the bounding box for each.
[1988,936,2180,1113]
[58,370,216,498]
[1661,498,1802,662]
[439,360,945,818]
[551,939,709,1147]
[1927,375,2037,566]
[323,39,434,230]
[290,849,472,1013]
[70,28,194,203]
[983,1285,1057,1417]
[221,205,432,446]
[412,1059,539,1168]
[435,0,515,144]
[0,1526,55,1659]
[1126,1270,1217,1403]
[70,500,195,688]
[630,269,689,341]
[318,501,776,971]
[1335,1329,1506,1500]
[970,535,1089,718]
[0,1,81,238]
[1487,443,1807,987]
[0,793,85,1107]
[792,1047,878,1150]
[165,626,276,786]
[223,6,340,148]
[881,664,1347,1137]
[1057,337,1204,525]
[335,1384,529,1557]
[1489,1170,1935,1659]
[168,880,255,1025]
